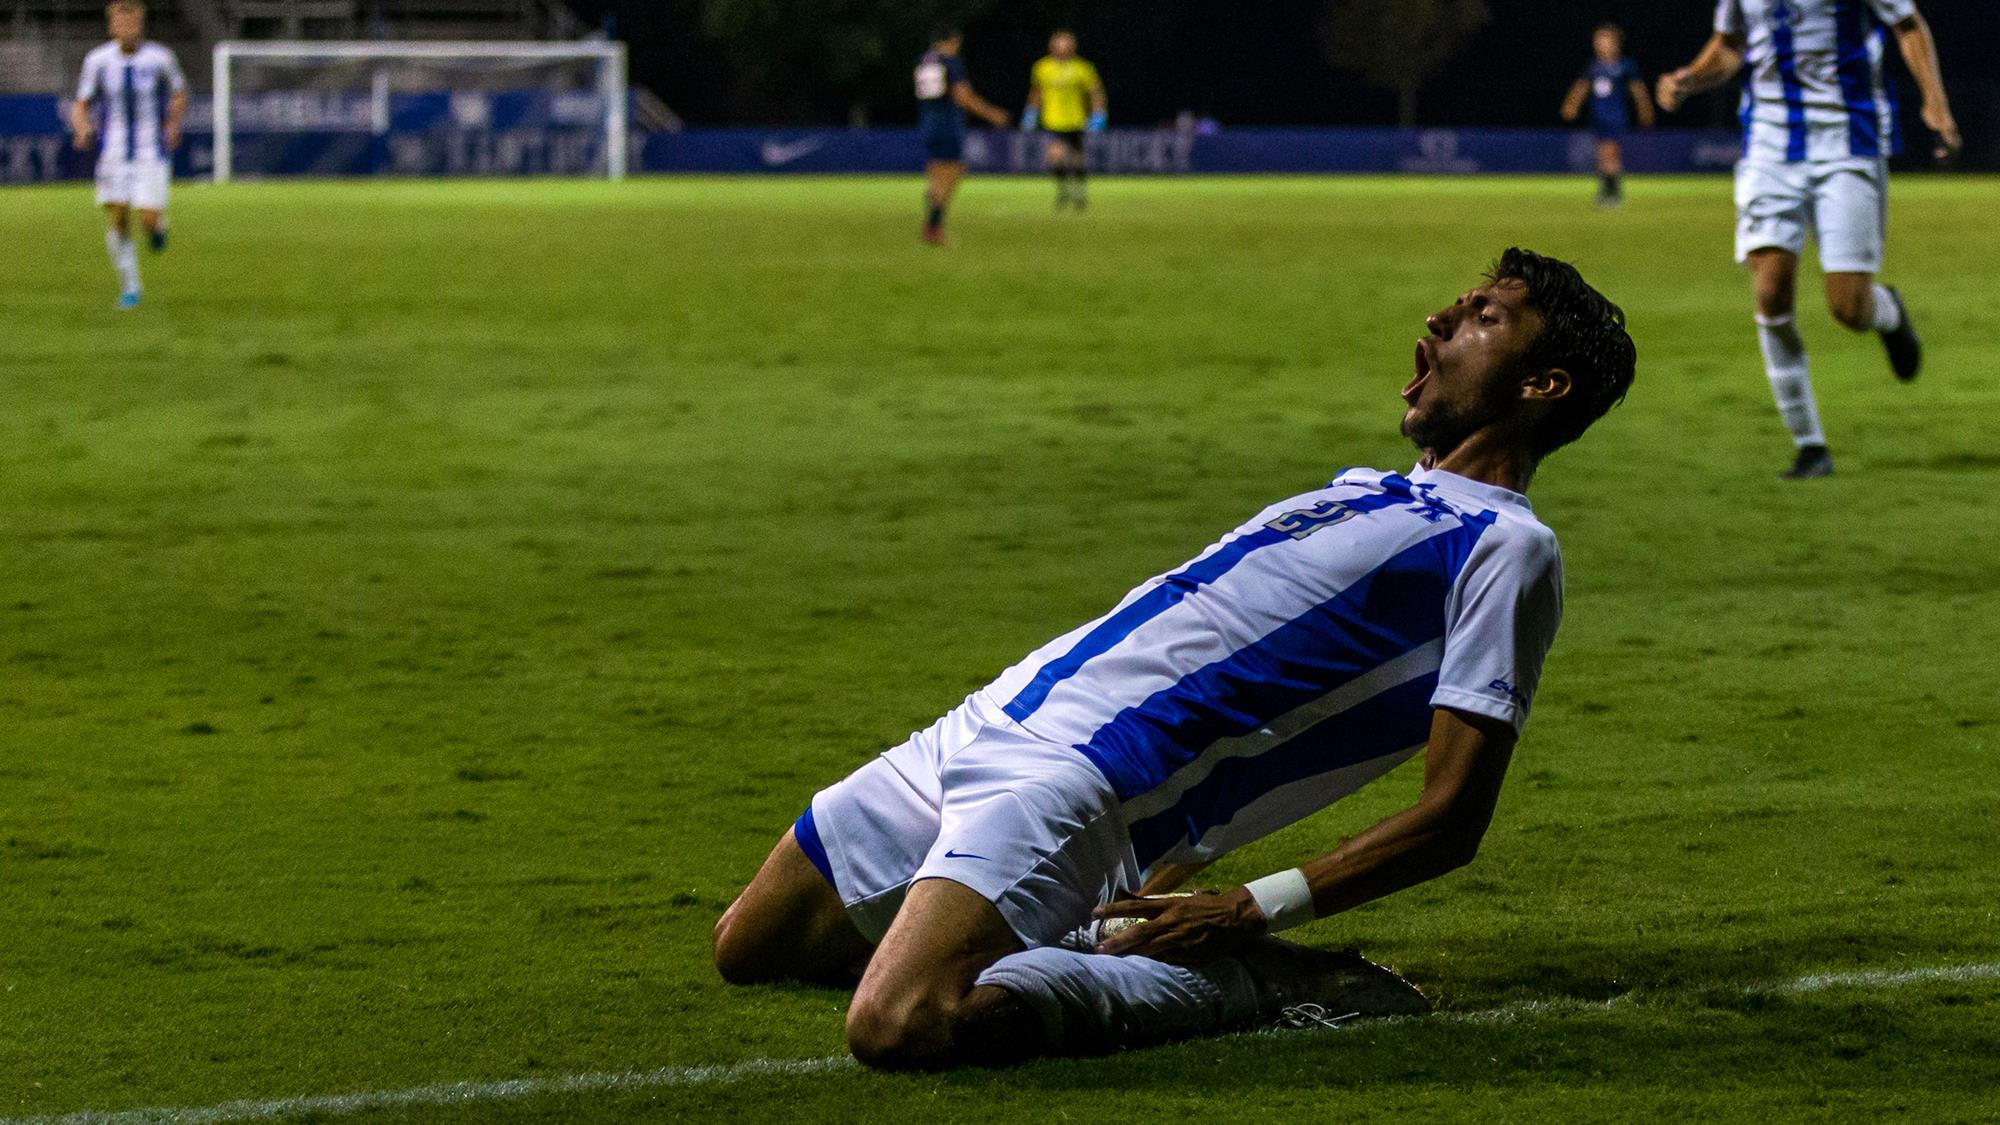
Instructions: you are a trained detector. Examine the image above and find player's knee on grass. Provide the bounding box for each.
[711,830,868,986]
[846,986,958,1070]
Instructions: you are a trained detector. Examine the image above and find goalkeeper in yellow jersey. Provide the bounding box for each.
[1023,30,1106,210]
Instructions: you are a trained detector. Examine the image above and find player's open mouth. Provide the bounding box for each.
[1402,340,1433,406]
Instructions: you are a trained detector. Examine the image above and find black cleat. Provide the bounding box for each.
[1781,443,1834,480]
[149,227,168,252]
[1878,286,1920,381]
[1237,938,1431,1026]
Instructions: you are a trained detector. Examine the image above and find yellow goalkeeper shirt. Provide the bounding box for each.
[1030,56,1101,132]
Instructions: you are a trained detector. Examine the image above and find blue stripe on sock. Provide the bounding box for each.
[1075,512,1492,802]
[793,805,835,887]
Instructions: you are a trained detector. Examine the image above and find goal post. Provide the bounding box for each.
[211,39,628,183]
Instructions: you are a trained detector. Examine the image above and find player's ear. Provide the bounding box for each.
[1521,366,1572,403]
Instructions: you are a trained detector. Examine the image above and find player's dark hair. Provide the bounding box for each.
[930,24,962,45]
[1489,247,1636,457]
[1594,22,1622,38]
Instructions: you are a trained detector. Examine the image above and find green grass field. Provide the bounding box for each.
[3,174,1998,1123]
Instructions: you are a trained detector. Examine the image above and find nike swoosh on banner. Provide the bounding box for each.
[760,137,827,166]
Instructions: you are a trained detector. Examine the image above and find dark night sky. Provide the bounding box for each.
[575,1,1996,162]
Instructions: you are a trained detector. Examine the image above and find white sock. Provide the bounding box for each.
[1756,314,1824,449]
[105,229,140,295]
[974,945,1260,1054]
[1869,284,1902,333]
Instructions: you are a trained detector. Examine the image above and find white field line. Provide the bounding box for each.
[11,1057,857,1125]
[10,961,1999,1125]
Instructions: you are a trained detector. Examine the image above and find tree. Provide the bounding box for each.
[1319,0,1490,127]
[702,0,999,120]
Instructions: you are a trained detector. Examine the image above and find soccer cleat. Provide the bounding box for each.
[117,290,141,309]
[1780,443,1833,480]
[921,224,948,247]
[1877,287,1920,381]
[1237,938,1431,1026]
[148,227,168,252]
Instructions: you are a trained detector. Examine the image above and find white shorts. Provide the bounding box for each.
[1734,156,1886,274]
[799,693,1141,947]
[95,155,171,210]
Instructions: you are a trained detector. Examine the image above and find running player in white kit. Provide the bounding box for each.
[713,249,1639,1069]
[70,0,186,308]
[1657,0,1958,479]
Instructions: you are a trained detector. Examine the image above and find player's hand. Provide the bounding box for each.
[164,121,183,150]
[1655,70,1688,113]
[1922,101,1961,158]
[73,128,94,152]
[1020,106,1039,132]
[1093,888,1263,965]
[988,109,1011,129]
[1560,104,1577,123]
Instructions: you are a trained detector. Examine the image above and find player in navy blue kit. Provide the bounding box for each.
[914,27,1009,246]
[713,250,1638,1069]
[1561,25,1654,208]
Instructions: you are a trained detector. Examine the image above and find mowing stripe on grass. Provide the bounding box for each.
[14,961,1999,1125]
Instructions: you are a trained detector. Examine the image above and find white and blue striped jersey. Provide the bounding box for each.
[1716,0,1911,163]
[76,41,185,163]
[977,466,1563,869]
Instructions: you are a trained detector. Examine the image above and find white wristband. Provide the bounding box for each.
[1243,868,1315,933]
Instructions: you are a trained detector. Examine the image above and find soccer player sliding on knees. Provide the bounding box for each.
[712,249,1638,1068]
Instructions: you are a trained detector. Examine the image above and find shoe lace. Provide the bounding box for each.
[1276,1003,1361,1030]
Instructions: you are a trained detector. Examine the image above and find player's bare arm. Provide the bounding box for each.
[1656,32,1746,112]
[953,81,1010,128]
[164,87,188,150]
[1560,78,1588,123]
[1630,78,1656,129]
[69,96,96,151]
[1891,11,1958,155]
[1096,708,1515,964]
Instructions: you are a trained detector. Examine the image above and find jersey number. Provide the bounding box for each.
[1264,500,1356,540]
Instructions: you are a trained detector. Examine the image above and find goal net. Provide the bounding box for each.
[211,40,628,182]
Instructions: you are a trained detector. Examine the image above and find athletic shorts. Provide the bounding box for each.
[1044,129,1085,154]
[95,154,170,210]
[796,692,1141,947]
[1589,122,1627,141]
[923,124,966,162]
[1734,156,1887,273]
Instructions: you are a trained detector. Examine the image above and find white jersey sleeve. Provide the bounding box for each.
[76,49,104,101]
[1714,0,1745,36]
[160,45,187,92]
[1865,0,1914,24]
[1432,523,1563,733]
